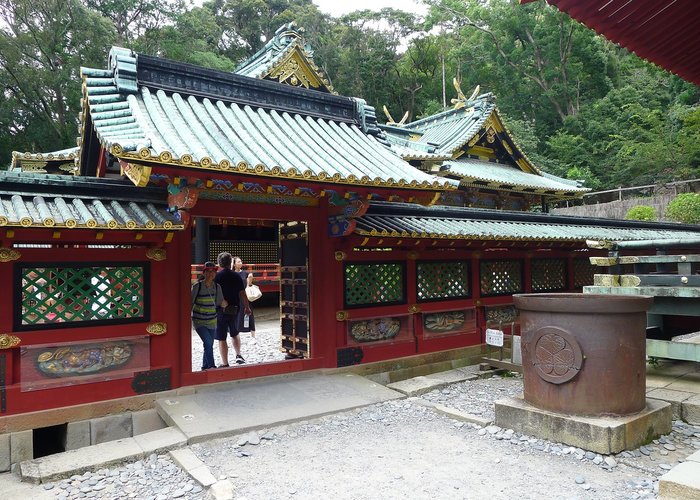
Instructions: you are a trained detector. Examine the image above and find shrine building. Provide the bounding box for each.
[2,24,700,457]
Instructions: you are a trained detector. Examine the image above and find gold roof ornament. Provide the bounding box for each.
[383,106,409,126]
[451,78,480,109]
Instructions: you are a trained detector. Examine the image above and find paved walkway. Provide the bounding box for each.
[155,372,403,443]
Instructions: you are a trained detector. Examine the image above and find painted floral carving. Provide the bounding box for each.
[36,342,132,377]
[424,311,465,332]
[350,318,401,343]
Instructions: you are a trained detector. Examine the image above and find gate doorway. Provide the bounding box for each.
[189,217,310,372]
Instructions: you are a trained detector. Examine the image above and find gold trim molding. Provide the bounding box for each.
[0,248,21,262]
[408,304,421,314]
[146,322,167,335]
[336,311,348,321]
[146,248,167,261]
[0,334,21,349]
[334,251,347,261]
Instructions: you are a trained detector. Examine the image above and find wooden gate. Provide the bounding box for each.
[279,221,310,358]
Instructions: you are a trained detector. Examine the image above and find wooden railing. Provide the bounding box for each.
[191,263,281,293]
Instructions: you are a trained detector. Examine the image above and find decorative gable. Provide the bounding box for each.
[235,23,335,94]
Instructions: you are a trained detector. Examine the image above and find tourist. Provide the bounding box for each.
[215,252,252,366]
[233,256,257,345]
[191,261,226,370]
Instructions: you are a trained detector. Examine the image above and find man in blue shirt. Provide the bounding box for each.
[214,252,252,366]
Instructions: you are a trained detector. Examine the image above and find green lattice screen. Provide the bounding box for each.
[479,260,523,296]
[417,261,469,302]
[573,258,595,288]
[18,264,148,328]
[531,258,567,291]
[344,262,405,307]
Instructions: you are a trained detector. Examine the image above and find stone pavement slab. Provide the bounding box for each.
[647,388,695,419]
[682,394,700,425]
[659,461,700,499]
[155,373,403,443]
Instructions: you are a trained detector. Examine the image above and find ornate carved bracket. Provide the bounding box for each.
[146,248,167,261]
[146,322,167,335]
[328,195,368,238]
[0,248,20,262]
[0,334,21,349]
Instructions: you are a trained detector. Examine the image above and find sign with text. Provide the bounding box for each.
[485,328,504,347]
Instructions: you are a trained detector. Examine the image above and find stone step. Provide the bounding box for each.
[659,451,700,500]
[19,427,187,484]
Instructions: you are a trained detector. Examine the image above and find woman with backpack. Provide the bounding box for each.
[191,261,226,370]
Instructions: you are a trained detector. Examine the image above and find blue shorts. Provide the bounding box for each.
[215,310,240,340]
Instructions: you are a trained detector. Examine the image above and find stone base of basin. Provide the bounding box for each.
[494,396,671,455]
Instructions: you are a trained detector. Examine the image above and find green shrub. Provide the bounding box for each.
[665,193,700,223]
[625,205,657,222]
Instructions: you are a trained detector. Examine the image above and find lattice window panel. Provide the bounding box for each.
[479,260,523,296]
[573,258,595,288]
[417,261,469,302]
[209,240,278,264]
[19,265,147,328]
[531,258,567,292]
[344,263,405,307]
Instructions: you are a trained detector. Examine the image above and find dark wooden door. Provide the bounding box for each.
[279,221,309,358]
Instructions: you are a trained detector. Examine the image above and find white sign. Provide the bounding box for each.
[485,328,504,347]
[512,335,522,365]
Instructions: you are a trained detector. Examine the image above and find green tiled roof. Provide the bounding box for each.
[79,48,452,191]
[10,147,79,173]
[0,172,183,230]
[396,94,496,156]
[355,202,700,243]
[443,158,588,195]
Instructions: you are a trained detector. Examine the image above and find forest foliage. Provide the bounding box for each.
[1,0,699,190]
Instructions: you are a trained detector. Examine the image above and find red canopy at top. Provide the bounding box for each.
[522,0,700,86]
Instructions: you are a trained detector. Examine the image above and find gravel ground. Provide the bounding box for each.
[16,372,697,500]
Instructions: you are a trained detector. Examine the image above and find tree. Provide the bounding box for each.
[134,7,235,71]
[84,0,184,46]
[0,0,116,166]
[206,0,319,63]
[424,0,612,136]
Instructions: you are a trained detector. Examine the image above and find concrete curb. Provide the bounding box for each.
[19,427,187,484]
[431,404,493,427]
[169,448,217,487]
[386,367,480,396]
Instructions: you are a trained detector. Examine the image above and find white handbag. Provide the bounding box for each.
[245,284,262,302]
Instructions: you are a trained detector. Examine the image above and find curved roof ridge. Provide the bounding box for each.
[404,93,495,131]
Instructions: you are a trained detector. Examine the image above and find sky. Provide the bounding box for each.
[311,0,428,18]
